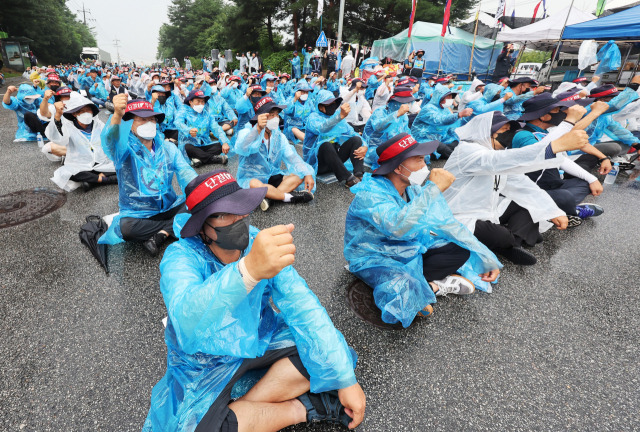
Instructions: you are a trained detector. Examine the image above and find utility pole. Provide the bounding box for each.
[77,3,93,26]
[337,0,346,43]
[113,38,121,65]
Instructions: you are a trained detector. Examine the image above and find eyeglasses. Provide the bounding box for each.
[208,213,243,222]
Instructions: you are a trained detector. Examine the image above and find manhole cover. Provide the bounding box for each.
[346,279,404,330]
[0,188,67,229]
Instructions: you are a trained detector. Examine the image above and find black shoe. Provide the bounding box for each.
[289,190,314,203]
[191,158,203,168]
[496,247,537,265]
[143,232,168,257]
[211,154,228,165]
[297,391,352,427]
[345,175,360,188]
[354,171,364,180]
[81,181,94,192]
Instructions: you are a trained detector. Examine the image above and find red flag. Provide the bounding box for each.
[408,0,417,38]
[531,0,542,23]
[441,0,452,37]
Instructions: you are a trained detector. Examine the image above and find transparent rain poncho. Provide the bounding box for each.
[362,101,411,165]
[344,174,502,328]
[586,87,640,145]
[98,117,197,244]
[501,86,536,120]
[443,113,569,234]
[410,84,466,145]
[235,124,315,191]
[174,104,230,154]
[2,83,41,141]
[467,84,506,116]
[143,219,357,431]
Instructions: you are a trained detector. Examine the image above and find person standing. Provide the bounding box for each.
[290,51,301,79]
[340,50,355,78]
[325,48,338,77]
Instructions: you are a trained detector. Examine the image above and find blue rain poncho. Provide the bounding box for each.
[344,174,502,328]
[220,85,244,109]
[326,78,340,94]
[153,98,177,133]
[501,86,535,120]
[411,84,465,145]
[362,100,411,165]
[586,87,640,145]
[417,81,435,101]
[595,41,621,75]
[282,96,313,144]
[290,55,301,78]
[98,117,197,245]
[260,74,285,105]
[303,90,360,172]
[89,81,108,101]
[235,124,315,191]
[207,93,237,123]
[174,104,230,151]
[2,84,41,141]
[365,75,381,100]
[467,84,506,116]
[234,96,256,131]
[143,218,357,431]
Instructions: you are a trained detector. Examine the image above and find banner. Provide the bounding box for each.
[596,0,607,17]
[441,0,452,37]
[532,1,542,23]
[317,0,323,19]
[408,0,417,38]
[495,0,506,27]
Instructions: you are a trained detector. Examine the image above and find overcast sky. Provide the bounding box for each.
[68,0,639,64]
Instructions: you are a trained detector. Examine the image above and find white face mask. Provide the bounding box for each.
[266,117,280,131]
[210,85,217,93]
[400,164,430,186]
[299,93,308,101]
[76,112,94,124]
[443,99,454,108]
[231,82,238,89]
[153,79,160,84]
[24,98,37,105]
[193,104,205,113]
[136,121,157,140]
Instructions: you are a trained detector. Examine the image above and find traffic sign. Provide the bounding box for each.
[316,31,328,47]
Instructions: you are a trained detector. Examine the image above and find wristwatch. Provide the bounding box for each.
[598,156,611,163]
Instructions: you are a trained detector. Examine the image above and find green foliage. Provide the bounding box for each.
[263,51,293,74]
[520,50,552,64]
[227,59,240,72]
[189,57,203,71]
[0,0,97,64]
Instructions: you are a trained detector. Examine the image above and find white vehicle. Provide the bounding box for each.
[80,47,112,65]
[511,62,543,80]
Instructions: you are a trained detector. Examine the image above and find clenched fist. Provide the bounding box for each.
[429,168,456,192]
[244,224,296,280]
[340,103,351,119]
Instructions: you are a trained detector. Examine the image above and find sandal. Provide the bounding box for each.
[297,390,352,427]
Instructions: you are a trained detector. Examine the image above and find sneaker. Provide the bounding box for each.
[496,247,537,265]
[211,154,228,165]
[289,190,314,204]
[345,174,360,188]
[432,275,475,297]
[567,215,583,228]
[576,203,604,219]
[260,198,271,212]
[81,181,94,192]
[297,391,352,427]
[611,155,635,171]
[225,128,234,137]
[191,158,202,168]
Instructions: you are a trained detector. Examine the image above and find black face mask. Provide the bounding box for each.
[203,217,250,251]
[322,103,338,116]
[49,84,60,92]
[495,129,516,148]
[250,95,262,106]
[157,95,167,104]
[547,111,567,126]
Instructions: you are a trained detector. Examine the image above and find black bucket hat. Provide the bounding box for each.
[388,86,416,104]
[373,133,439,176]
[491,111,523,136]
[250,96,287,122]
[519,93,576,121]
[181,170,267,238]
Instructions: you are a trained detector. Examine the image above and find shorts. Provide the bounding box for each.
[194,346,310,432]
[267,174,284,188]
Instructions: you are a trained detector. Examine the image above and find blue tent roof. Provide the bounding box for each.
[562,5,640,40]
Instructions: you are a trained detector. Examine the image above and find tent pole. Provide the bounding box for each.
[469,2,482,78]
[615,43,633,86]
[544,0,575,83]
[437,39,445,76]
[514,41,527,72]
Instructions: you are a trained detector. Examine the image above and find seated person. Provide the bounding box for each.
[363,86,414,166]
[23,75,61,136]
[98,94,198,256]
[303,90,367,188]
[365,68,385,101]
[512,93,615,226]
[45,92,116,192]
[205,78,238,137]
[466,83,512,116]
[175,90,231,167]
[143,169,365,432]
[220,75,245,110]
[37,87,73,160]
[236,96,315,212]
[501,77,544,120]
[282,81,313,144]
[340,78,371,134]
[105,75,129,112]
[236,84,267,131]
[458,78,485,110]
[344,133,501,328]
[2,84,42,142]
[149,84,178,141]
[443,111,592,265]
[371,74,394,112]
[410,84,473,159]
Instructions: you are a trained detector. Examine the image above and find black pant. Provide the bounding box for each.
[349,123,365,134]
[163,129,179,141]
[185,143,222,163]
[195,346,310,432]
[119,204,186,242]
[422,243,470,282]
[473,201,540,251]
[435,141,459,159]
[70,170,117,185]
[317,137,365,182]
[23,112,46,135]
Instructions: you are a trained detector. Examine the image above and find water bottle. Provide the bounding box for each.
[36,132,44,149]
[604,162,619,185]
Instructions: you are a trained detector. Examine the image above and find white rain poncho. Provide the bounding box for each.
[458,78,485,111]
[443,113,569,233]
[44,94,114,191]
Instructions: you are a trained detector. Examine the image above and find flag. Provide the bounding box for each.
[495,0,506,28]
[542,0,547,18]
[408,0,417,38]
[510,8,515,28]
[441,0,452,37]
[596,0,607,17]
[317,0,323,19]
[532,1,542,23]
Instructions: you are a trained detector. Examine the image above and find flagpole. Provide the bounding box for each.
[544,0,575,83]
[469,2,482,78]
